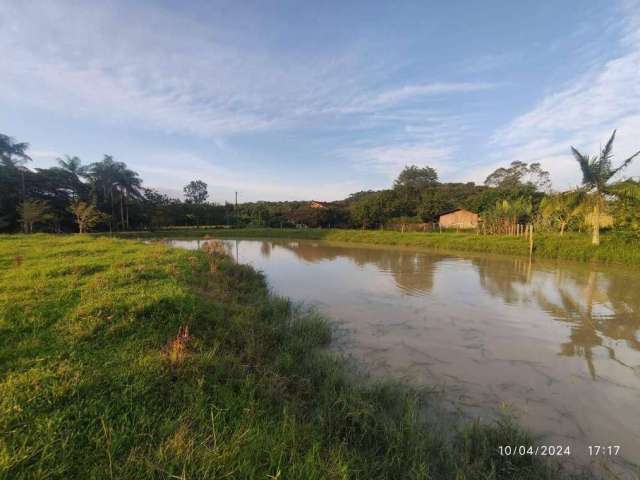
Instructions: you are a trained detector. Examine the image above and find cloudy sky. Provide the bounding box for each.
[1,0,639,202]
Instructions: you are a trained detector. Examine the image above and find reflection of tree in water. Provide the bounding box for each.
[536,271,640,379]
[270,241,444,295]
[471,257,532,304]
[260,241,272,258]
[472,257,640,379]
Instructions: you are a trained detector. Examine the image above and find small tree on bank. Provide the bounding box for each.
[540,191,584,236]
[18,199,50,233]
[69,201,108,233]
[183,180,209,227]
[183,180,209,204]
[571,130,640,245]
[608,179,640,233]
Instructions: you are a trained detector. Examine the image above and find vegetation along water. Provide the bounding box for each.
[0,234,604,479]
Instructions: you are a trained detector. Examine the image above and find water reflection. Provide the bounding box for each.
[273,240,442,295]
[470,258,640,380]
[167,237,640,474]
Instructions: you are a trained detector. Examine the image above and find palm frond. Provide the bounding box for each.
[571,146,595,187]
[610,149,640,177]
[600,130,616,166]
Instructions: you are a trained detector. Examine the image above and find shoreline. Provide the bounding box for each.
[116,227,640,267]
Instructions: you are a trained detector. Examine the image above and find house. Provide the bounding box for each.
[438,208,478,229]
[309,200,330,209]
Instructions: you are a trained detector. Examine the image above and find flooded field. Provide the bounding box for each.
[170,238,640,475]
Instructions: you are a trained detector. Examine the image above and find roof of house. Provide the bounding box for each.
[438,208,477,217]
[309,200,331,208]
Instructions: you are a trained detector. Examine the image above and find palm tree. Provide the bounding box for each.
[571,130,640,245]
[57,155,87,200]
[116,167,142,230]
[86,156,143,230]
[87,155,120,231]
[0,134,30,163]
[0,133,32,200]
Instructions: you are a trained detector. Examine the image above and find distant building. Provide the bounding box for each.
[309,200,330,209]
[438,209,478,229]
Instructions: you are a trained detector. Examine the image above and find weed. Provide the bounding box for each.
[165,325,191,372]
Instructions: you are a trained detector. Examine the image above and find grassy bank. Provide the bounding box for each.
[122,227,640,266]
[1,235,594,479]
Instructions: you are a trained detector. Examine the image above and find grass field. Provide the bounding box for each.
[0,234,596,479]
[121,227,640,266]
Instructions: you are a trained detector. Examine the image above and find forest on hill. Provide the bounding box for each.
[2,131,639,244]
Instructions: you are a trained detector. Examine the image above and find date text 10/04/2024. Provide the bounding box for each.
[497,446,621,457]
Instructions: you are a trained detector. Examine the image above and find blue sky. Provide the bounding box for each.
[1,0,639,202]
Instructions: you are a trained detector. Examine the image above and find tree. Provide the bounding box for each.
[85,156,142,231]
[1,133,32,200]
[0,134,31,164]
[87,155,120,230]
[571,130,640,245]
[116,166,143,230]
[142,189,175,229]
[57,155,85,177]
[482,198,532,234]
[287,206,331,228]
[349,192,392,229]
[183,180,208,204]
[69,201,108,233]
[418,188,454,222]
[57,155,87,200]
[183,180,209,227]
[18,199,50,233]
[484,161,551,192]
[608,179,640,233]
[540,191,584,235]
[393,165,439,190]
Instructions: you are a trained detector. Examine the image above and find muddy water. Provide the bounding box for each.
[170,238,640,474]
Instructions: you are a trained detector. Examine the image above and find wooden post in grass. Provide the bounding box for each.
[529,224,534,259]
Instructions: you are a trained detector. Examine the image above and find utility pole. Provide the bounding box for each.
[235,192,238,227]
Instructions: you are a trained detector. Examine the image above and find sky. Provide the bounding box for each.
[1,0,639,202]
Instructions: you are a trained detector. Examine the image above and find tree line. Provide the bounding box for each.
[1,130,639,244]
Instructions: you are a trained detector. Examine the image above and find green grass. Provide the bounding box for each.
[121,227,640,266]
[0,234,596,479]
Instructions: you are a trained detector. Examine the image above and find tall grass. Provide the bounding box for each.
[0,235,596,479]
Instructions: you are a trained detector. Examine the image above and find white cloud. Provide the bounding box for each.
[320,83,498,117]
[490,2,640,189]
[0,2,366,137]
[0,2,494,142]
[134,152,362,202]
[346,143,455,177]
[369,82,499,107]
